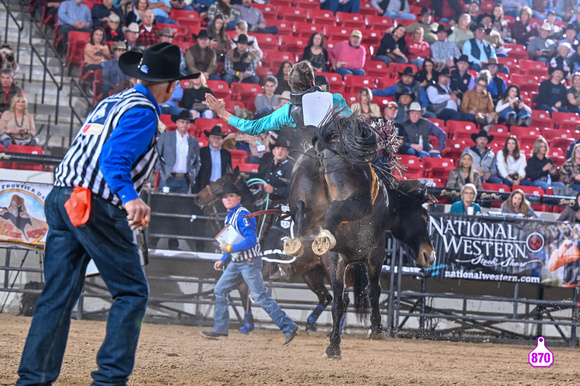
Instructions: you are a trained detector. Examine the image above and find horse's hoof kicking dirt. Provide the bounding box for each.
[283,238,304,257]
[312,229,336,255]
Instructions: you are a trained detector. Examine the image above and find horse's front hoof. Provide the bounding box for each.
[323,344,342,359]
[284,238,304,257]
[305,323,317,333]
[367,330,386,340]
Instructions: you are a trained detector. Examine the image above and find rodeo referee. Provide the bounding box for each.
[16,43,200,385]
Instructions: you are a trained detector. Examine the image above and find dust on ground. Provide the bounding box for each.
[1,313,578,385]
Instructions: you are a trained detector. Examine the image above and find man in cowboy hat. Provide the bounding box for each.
[16,42,200,385]
[329,29,367,79]
[137,9,160,48]
[393,88,415,123]
[430,24,461,69]
[462,23,501,73]
[427,67,474,122]
[102,41,129,96]
[462,129,502,184]
[403,102,446,159]
[381,100,409,154]
[156,110,201,194]
[407,7,438,43]
[194,125,233,193]
[535,64,570,115]
[483,58,506,104]
[450,54,476,95]
[223,33,259,86]
[528,22,558,64]
[374,66,431,115]
[122,22,141,51]
[186,29,217,79]
[104,13,124,42]
[201,182,299,344]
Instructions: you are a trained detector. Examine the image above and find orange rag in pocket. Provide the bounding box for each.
[64,187,91,227]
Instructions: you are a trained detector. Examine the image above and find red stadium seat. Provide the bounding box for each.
[293,21,323,38]
[254,34,279,51]
[364,15,394,30]
[365,60,389,77]
[323,25,352,41]
[236,163,260,173]
[230,149,249,166]
[531,110,553,128]
[482,182,511,193]
[231,82,261,101]
[421,157,454,179]
[542,128,574,140]
[518,59,549,77]
[65,31,90,73]
[359,1,378,16]
[278,6,308,22]
[253,3,278,20]
[552,111,580,129]
[293,0,320,9]
[441,139,467,163]
[395,154,424,179]
[447,121,478,142]
[206,80,231,100]
[509,126,543,148]
[307,9,336,26]
[6,145,45,171]
[504,43,529,60]
[264,51,296,69]
[344,74,377,92]
[316,71,345,93]
[376,76,397,89]
[335,12,364,28]
[279,35,308,53]
[272,20,294,36]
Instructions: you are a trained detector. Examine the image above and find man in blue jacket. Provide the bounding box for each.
[201,183,299,345]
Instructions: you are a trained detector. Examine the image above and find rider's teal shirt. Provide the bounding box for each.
[228,93,353,136]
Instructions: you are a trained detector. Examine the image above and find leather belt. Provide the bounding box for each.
[170,173,188,178]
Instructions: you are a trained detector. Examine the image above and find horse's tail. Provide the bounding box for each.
[347,262,370,321]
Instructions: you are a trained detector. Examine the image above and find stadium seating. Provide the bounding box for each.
[254,34,279,51]
[206,80,231,100]
[395,154,424,179]
[278,6,308,22]
[231,82,261,101]
[230,149,249,166]
[422,158,454,180]
[6,145,46,171]
[307,9,336,25]
[293,0,320,9]
[344,74,377,92]
[335,12,365,28]
[447,121,478,142]
[279,35,308,53]
[509,126,543,148]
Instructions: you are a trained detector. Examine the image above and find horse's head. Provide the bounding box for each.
[387,184,436,269]
[195,167,240,208]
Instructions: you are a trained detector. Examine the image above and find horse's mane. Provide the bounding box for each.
[314,109,403,188]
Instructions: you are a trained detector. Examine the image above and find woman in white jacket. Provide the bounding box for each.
[495,85,532,126]
[496,134,527,186]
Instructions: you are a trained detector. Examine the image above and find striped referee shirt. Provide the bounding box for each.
[54,84,160,208]
[220,204,261,263]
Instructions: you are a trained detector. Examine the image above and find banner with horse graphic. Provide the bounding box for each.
[0,181,51,251]
[427,214,580,288]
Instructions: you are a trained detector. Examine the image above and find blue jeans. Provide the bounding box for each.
[325,0,360,13]
[375,55,405,65]
[222,73,260,86]
[335,67,365,79]
[568,184,580,192]
[484,175,503,184]
[437,108,474,122]
[213,257,297,337]
[158,175,191,193]
[155,15,178,25]
[520,179,565,192]
[383,11,416,20]
[160,104,187,116]
[498,107,531,124]
[17,187,148,386]
[407,148,442,160]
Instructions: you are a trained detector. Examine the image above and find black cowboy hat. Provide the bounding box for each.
[439,67,451,77]
[270,137,290,150]
[204,125,227,138]
[549,63,568,77]
[398,66,416,77]
[192,29,210,40]
[119,42,200,82]
[418,7,433,16]
[394,88,416,102]
[454,54,473,66]
[432,25,452,35]
[219,182,241,197]
[470,22,487,32]
[476,13,494,25]
[232,34,254,45]
[171,110,194,123]
[471,129,494,144]
[482,58,504,70]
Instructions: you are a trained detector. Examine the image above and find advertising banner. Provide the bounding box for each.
[428,214,580,288]
[0,181,51,251]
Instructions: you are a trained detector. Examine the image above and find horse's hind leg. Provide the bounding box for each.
[367,243,386,339]
[284,200,307,257]
[312,195,372,255]
[325,252,346,359]
[303,264,332,333]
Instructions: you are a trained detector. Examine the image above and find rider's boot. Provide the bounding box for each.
[239,312,255,334]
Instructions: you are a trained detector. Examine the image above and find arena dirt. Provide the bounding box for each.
[1,313,579,385]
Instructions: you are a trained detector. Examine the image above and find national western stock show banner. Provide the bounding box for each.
[427,214,580,288]
[0,181,50,251]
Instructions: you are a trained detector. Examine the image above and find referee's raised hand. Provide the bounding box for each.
[125,198,151,230]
